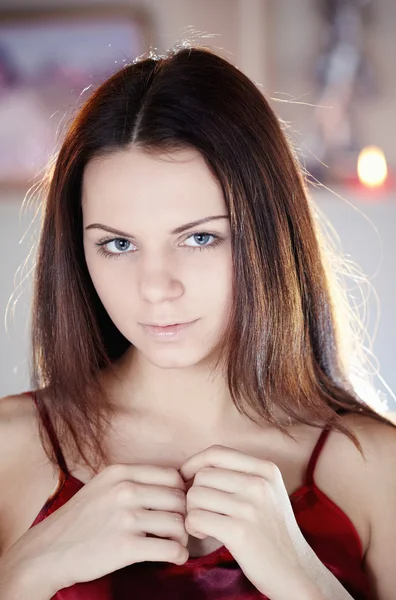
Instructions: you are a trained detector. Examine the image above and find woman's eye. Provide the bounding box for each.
[94,232,222,259]
[95,238,134,259]
[183,233,220,251]
[108,239,132,253]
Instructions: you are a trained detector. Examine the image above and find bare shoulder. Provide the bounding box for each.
[310,410,396,559]
[336,409,396,451]
[0,392,41,496]
[0,392,39,468]
[335,410,396,475]
[315,410,396,488]
[334,411,396,598]
[0,392,52,554]
[0,391,34,418]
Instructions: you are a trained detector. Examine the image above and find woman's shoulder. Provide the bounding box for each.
[312,410,396,555]
[333,409,396,469]
[0,391,34,414]
[0,391,42,492]
[339,410,396,515]
[318,409,396,472]
[317,410,396,501]
[0,392,39,464]
[0,392,55,555]
[332,410,396,597]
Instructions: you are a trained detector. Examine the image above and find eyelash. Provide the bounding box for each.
[94,233,223,260]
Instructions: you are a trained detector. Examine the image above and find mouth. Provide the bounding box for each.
[139,319,198,340]
[143,321,192,327]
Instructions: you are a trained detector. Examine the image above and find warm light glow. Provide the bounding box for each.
[357,146,388,188]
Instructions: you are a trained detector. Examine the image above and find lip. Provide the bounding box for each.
[144,321,192,327]
[140,319,198,340]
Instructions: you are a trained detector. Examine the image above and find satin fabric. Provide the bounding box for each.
[27,392,373,599]
[29,467,372,599]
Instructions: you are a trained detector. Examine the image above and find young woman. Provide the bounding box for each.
[0,43,395,600]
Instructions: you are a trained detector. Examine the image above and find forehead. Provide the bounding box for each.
[82,147,226,224]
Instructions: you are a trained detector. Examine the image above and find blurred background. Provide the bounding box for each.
[0,0,395,412]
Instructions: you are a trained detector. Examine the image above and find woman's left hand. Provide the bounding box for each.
[178,445,320,599]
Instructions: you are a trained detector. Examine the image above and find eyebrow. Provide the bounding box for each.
[85,215,229,237]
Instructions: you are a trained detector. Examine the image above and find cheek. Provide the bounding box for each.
[185,251,232,298]
[209,253,233,301]
[194,255,233,327]
[85,255,137,316]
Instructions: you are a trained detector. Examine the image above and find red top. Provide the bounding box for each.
[26,391,373,599]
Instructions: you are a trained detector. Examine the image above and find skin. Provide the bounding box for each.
[1,145,396,598]
[82,146,288,435]
[80,146,396,598]
[81,145,304,563]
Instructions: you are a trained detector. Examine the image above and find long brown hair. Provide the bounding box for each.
[27,42,395,473]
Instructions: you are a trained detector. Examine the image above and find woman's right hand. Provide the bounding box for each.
[2,463,189,593]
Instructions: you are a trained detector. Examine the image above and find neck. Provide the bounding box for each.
[101,346,295,445]
[104,345,247,434]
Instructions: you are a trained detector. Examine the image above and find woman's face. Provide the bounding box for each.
[82,146,233,369]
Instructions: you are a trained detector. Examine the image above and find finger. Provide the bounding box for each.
[185,509,231,542]
[187,485,242,517]
[134,509,188,546]
[193,466,253,494]
[179,445,279,482]
[112,479,186,513]
[130,537,189,565]
[105,463,187,491]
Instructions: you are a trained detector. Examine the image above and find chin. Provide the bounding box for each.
[138,343,212,370]
[146,351,205,370]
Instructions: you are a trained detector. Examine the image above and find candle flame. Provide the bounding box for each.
[357,146,388,188]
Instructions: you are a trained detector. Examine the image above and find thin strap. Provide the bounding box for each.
[28,390,70,476]
[305,428,332,486]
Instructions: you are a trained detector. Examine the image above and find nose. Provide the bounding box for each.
[138,257,184,304]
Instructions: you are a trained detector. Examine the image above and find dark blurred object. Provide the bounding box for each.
[0,42,19,87]
[307,0,377,183]
[0,7,152,190]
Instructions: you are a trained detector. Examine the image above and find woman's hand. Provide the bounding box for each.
[179,445,324,599]
[2,464,189,594]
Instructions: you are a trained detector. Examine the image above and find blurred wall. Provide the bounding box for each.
[270,0,396,166]
[0,0,395,409]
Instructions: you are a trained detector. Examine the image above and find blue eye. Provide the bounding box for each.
[94,232,223,259]
[94,238,133,259]
[184,233,219,250]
